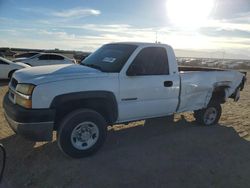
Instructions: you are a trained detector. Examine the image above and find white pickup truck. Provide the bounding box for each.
[3,42,246,158]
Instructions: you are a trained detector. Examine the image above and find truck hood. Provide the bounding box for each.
[13,64,104,85]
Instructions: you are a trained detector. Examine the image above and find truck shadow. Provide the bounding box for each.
[1,117,250,187]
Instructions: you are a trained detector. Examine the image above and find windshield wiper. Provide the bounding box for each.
[81,64,103,72]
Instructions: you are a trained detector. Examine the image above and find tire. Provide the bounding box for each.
[194,102,222,126]
[57,109,107,158]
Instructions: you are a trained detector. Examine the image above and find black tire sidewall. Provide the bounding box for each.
[57,109,107,158]
[204,103,221,125]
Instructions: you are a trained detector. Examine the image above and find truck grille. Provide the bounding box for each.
[10,78,18,90]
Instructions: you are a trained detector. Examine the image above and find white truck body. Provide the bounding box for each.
[178,71,243,112]
[3,42,246,157]
[11,43,244,122]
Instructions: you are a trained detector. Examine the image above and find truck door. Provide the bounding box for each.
[119,47,179,121]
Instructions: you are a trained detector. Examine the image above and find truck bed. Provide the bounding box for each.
[177,67,245,113]
[178,66,225,72]
[178,65,247,77]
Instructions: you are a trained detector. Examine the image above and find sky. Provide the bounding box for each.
[0,0,250,59]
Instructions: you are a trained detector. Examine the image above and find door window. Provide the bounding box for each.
[128,47,169,75]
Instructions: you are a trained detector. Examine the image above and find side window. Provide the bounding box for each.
[38,54,49,60]
[48,55,64,60]
[0,60,8,65]
[128,47,169,75]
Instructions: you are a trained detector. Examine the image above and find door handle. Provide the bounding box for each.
[164,81,173,87]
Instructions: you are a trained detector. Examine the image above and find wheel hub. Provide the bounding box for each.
[71,122,99,150]
[204,107,218,125]
[76,129,92,141]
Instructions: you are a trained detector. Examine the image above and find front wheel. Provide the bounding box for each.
[57,109,107,158]
[194,103,222,126]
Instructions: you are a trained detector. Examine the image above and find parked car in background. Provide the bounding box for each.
[0,57,30,79]
[73,52,91,63]
[14,53,76,66]
[14,52,40,59]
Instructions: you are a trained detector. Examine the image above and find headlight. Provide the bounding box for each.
[15,84,35,108]
[16,84,35,95]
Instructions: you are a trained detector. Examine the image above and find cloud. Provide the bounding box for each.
[18,7,50,15]
[51,8,101,18]
[212,0,250,20]
[34,27,157,50]
[1,13,250,59]
[226,12,250,23]
[19,7,101,19]
[63,24,160,39]
[200,27,250,38]
[0,25,157,51]
[206,20,250,32]
[65,24,133,32]
[2,26,250,59]
[38,30,77,40]
[205,10,250,33]
[212,11,250,24]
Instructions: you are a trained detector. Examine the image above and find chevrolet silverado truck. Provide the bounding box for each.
[3,42,246,158]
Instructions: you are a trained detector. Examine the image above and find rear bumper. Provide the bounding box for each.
[3,93,55,141]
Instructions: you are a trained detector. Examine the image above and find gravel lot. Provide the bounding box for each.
[0,72,250,188]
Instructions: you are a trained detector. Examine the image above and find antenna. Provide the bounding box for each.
[155,31,158,43]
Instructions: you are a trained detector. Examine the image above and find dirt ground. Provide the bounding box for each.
[0,72,250,188]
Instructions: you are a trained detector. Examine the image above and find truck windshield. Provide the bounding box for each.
[81,44,137,72]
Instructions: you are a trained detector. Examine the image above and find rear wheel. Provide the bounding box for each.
[194,103,222,126]
[57,109,107,158]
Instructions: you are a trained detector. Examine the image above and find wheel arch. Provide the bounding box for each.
[8,69,17,78]
[209,85,229,104]
[50,91,118,130]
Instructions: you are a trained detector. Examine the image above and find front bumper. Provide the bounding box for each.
[3,93,55,141]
